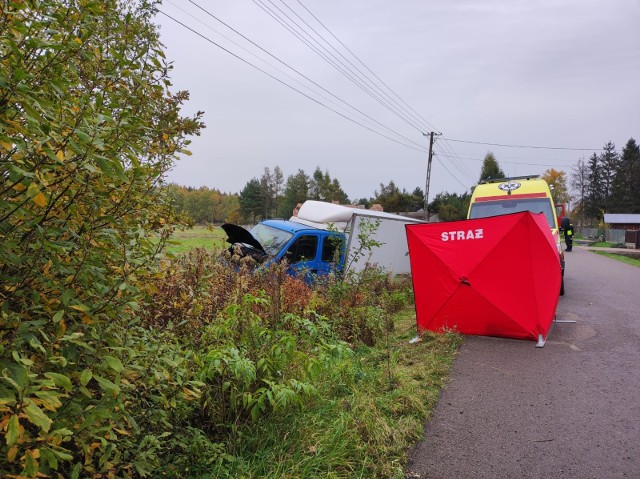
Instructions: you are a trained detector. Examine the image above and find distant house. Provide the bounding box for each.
[603,214,640,230]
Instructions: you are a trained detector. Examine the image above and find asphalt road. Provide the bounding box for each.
[406,246,640,478]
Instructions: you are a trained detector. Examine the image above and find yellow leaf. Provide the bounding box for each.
[7,444,18,462]
[113,428,130,436]
[0,140,13,151]
[74,37,82,44]
[182,387,197,399]
[70,304,90,312]
[12,183,26,192]
[32,192,46,207]
[56,150,65,162]
[56,320,67,337]
[27,448,40,459]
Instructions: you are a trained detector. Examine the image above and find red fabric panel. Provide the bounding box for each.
[406,212,560,342]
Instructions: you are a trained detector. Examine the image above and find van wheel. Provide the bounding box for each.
[560,277,565,296]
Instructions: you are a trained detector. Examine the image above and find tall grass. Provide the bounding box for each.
[198,312,460,479]
[138,249,461,478]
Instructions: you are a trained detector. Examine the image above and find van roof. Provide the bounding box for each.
[261,219,331,234]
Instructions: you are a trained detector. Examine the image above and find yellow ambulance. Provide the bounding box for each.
[467,175,565,295]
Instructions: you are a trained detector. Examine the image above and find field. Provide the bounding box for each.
[165,225,228,254]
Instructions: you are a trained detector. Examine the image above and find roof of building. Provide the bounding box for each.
[603,214,640,224]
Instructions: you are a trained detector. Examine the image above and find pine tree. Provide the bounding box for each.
[610,138,640,213]
[282,169,310,217]
[273,165,284,217]
[329,178,350,204]
[239,178,263,224]
[599,141,619,211]
[585,153,605,224]
[260,167,275,219]
[309,167,330,200]
[479,152,506,181]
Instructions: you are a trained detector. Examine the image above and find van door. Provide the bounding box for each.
[283,234,320,279]
[317,233,345,276]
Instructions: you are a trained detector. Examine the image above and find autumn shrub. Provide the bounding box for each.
[0,1,203,476]
[139,249,315,339]
[142,245,411,348]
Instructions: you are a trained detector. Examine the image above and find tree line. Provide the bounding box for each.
[167,141,639,227]
[167,165,430,224]
[571,138,640,226]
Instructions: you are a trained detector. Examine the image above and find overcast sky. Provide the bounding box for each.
[156,0,640,202]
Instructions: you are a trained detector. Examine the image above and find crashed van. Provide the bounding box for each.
[467,175,566,295]
[222,200,423,279]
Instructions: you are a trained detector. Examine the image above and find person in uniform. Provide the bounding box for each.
[564,223,574,251]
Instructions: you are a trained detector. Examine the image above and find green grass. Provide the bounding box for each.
[595,251,640,267]
[589,241,623,248]
[202,309,462,479]
[165,225,227,254]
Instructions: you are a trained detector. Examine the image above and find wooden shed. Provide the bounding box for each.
[604,214,640,249]
[603,214,640,230]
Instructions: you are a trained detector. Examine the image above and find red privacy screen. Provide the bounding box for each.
[406,212,561,342]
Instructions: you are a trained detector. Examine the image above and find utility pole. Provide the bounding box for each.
[423,131,440,222]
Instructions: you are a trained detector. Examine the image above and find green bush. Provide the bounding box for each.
[196,294,351,433]
[1,0,202,476]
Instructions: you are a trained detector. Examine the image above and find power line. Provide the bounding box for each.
[442,137,600,151]
[434,144,475,184]
[437,152,579,165]
[158,10,428,153]
[163,3,475,191]
[176,0,428,151]
[257,1,473,189]
[253,0,428,135]
[433,155,470,190]
[282,0,431,132]
[295,0,440,133]
[292,0,475,183]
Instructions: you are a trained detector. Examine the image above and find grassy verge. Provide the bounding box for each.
[137,250,462,478]
[203,309,462,479]
[165,225,227,254]
[589,241,623,248]
[594,251,640,267]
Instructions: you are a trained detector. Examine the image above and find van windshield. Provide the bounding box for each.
[469,198,556,229]
[250,224,293,256]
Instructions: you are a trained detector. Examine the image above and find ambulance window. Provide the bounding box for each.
[469,198,555,228]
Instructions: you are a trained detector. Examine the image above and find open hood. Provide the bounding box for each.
[221,223,266,254]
